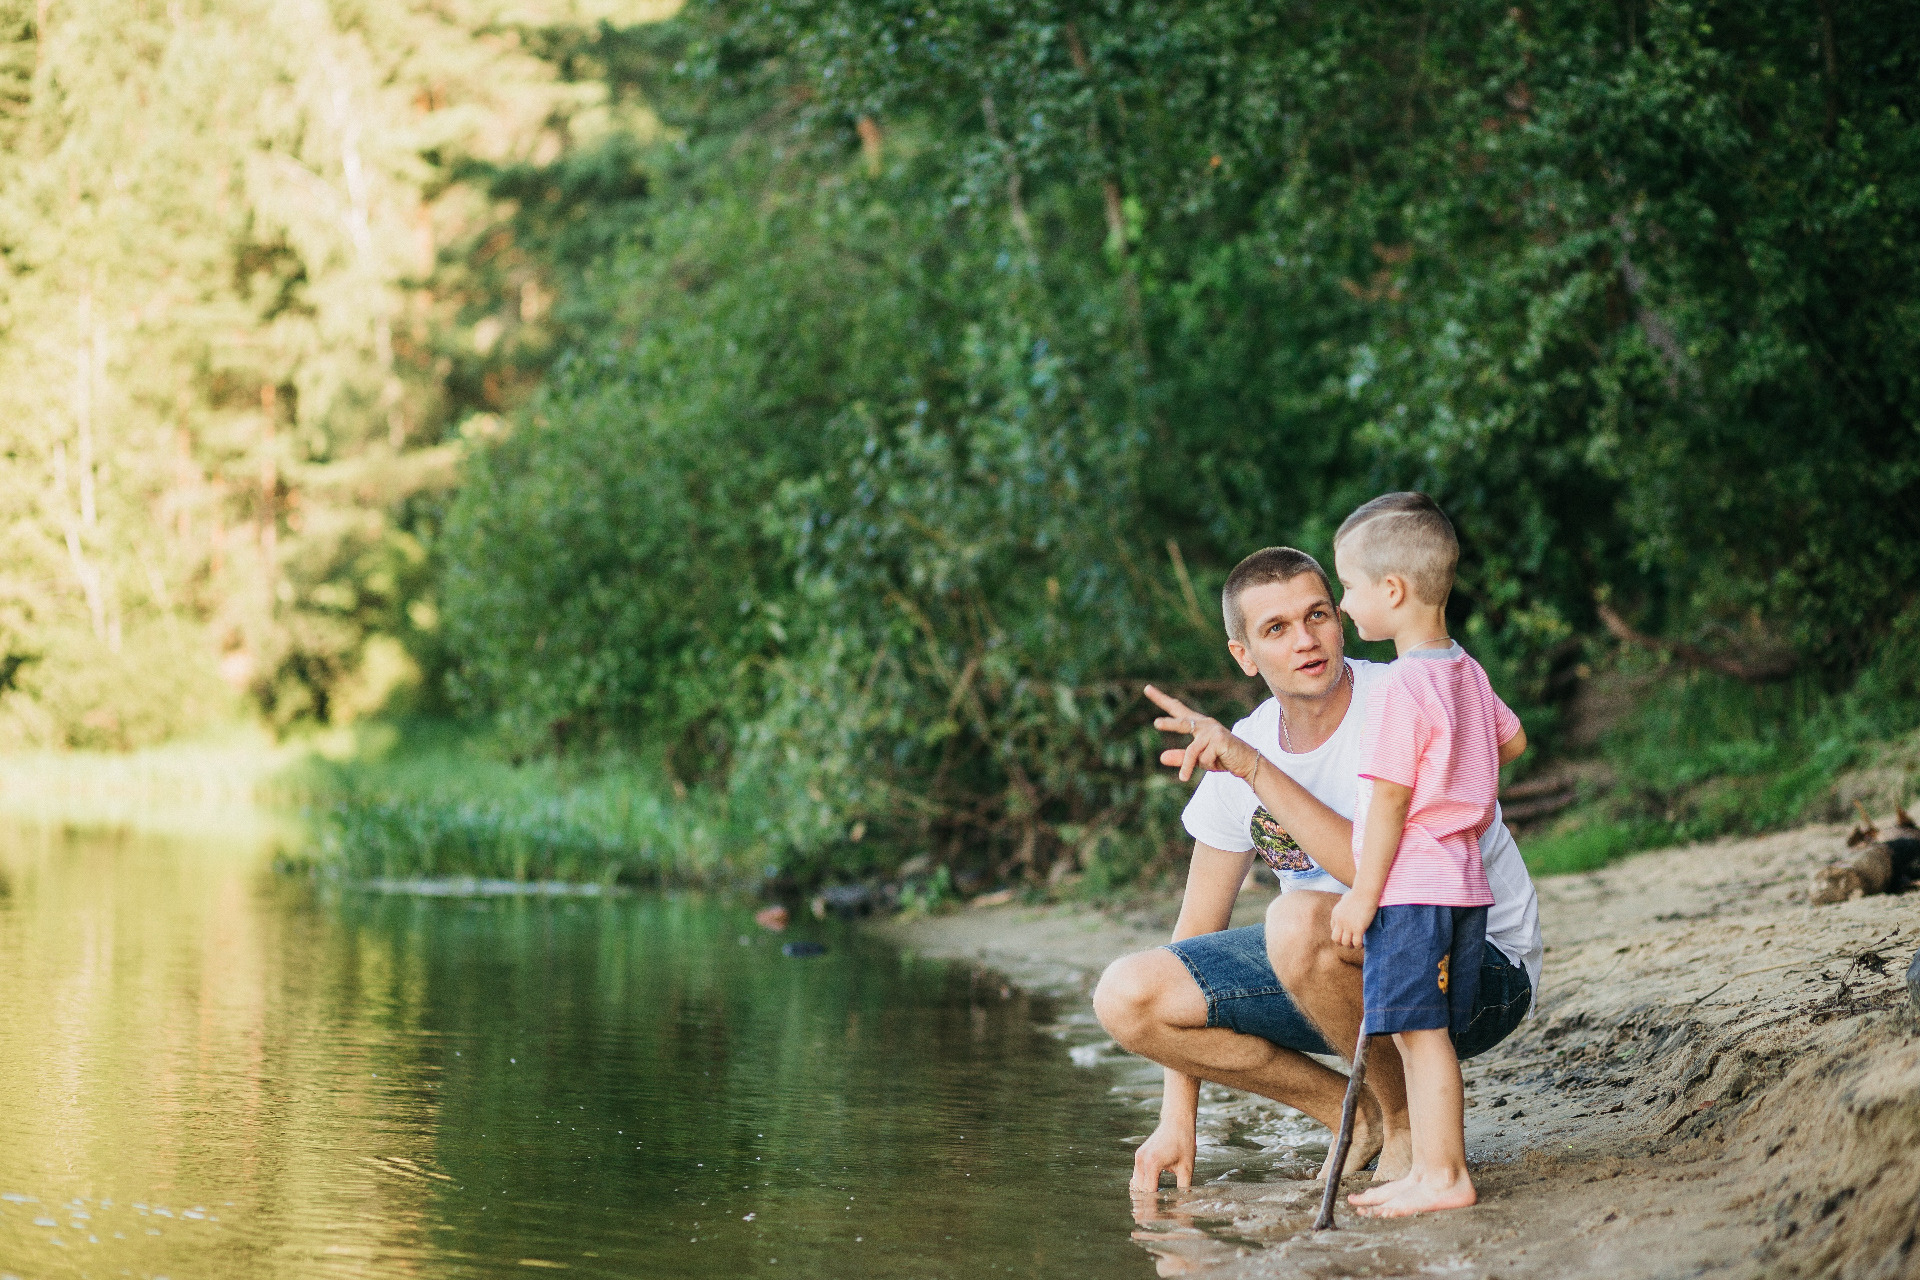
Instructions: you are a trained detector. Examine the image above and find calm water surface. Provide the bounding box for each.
[0,825,1160,1278]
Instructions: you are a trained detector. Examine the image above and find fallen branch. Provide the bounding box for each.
[1501,791,1579,824]
[1498,774,1580,824]
[1594,599,1797,684]
[1810,807,1920,904]
[1501,776,1576,802]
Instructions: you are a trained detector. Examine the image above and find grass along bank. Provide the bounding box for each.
[287,725,746,887]
[1506,647,1920,877]
[0,728,743,888]
[0,733,300,838]
[5,645,1917,896]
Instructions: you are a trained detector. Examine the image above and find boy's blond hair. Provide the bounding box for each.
[1334,492,1458,606]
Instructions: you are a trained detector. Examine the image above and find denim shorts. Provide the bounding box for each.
[1361,904,1486,1039]
[1164,921,1531,1060]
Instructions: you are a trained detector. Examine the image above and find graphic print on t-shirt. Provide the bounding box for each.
[1250,807,1312,873]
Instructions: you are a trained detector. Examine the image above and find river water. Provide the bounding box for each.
[0,824,1161,1279]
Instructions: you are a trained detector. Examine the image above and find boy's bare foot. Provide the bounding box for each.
[1353,1168,1477,1217]
[1346,1174,1409,1207]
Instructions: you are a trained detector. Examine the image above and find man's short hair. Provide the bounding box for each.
[1221,547,1336,644]
[1333,491,1458,605]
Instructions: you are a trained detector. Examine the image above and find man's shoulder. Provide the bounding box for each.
[1230,697,1278,738]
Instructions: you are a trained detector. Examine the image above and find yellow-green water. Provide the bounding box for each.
[0,825,1157,1278]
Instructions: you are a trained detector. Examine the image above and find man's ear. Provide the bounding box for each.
[1226,639,1259,677]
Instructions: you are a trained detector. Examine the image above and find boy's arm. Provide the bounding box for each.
[1493,693,1526,766]
[1329,779,1411,948]
[1498,722,1528,766]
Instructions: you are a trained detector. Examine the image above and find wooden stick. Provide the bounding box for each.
[1313,1025,1371,1231]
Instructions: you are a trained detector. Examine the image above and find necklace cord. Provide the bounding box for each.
[1278,661,1351,754]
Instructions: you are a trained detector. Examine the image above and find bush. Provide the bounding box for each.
[436,0,1920,886]
[293,731,745,885]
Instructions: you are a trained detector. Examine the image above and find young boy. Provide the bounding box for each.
[1327,492,1526,1217]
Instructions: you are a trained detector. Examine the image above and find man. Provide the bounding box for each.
[1092,546,1542,1192]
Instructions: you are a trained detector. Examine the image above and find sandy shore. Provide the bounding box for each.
[876,819,1920,1279]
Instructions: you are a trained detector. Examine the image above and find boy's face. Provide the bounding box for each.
[1333,544,1399,643]
[1228,575,1347,699]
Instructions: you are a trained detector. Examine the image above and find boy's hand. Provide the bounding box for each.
[1329,891,1377,950]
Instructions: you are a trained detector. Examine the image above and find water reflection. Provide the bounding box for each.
[0,824,1155,1278]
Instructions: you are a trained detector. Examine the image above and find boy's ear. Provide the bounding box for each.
[1384,574,1407,608]
[1226,638,1259,677]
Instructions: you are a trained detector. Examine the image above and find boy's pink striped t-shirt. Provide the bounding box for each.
[1353,644,1519,907]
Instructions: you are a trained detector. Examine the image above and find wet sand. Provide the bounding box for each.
[878,818,1920,1279]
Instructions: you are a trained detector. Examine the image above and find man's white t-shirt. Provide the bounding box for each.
[1180,658,1544,996]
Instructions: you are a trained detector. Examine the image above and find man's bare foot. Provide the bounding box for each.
[1353,1168,1477,1217]
[1371,1128,1412,1182]
[1314,1102,1384,1182]
[1316,1112,1411,1183]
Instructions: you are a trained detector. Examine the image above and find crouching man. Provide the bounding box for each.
[1094,547,1542,1190]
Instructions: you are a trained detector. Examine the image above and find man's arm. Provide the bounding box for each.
[1131,841,1252,1194]
[1170,841,1252,940]
[1143,684,1357,886]
[1246,764,1357,886]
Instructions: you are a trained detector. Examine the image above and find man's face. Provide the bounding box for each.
[1228,575,1347,699]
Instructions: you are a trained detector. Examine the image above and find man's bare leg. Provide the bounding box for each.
[1093,947,1384,1180]
[1265,892,1413,1182]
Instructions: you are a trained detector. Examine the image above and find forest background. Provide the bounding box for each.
[4,0,1918,895]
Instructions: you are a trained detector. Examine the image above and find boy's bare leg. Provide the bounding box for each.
[1351,1027,1477,1216]
[1266,892,1413,1181]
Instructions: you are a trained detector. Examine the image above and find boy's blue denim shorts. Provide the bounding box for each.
[1163,918,1528,1059]
[1361,904,1488,1039]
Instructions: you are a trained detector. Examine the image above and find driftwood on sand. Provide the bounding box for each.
[1808,806,1920,905]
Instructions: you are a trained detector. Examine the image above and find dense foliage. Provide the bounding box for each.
[439,0,1920,883]
[8,1,1916,885]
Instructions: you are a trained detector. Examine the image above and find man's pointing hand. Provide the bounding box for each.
[1143,685,1261,783]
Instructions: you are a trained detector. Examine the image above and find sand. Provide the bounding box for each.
[877,818,1920,1279]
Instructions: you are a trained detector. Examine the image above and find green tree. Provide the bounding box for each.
[0,0,678,746]
[443,0,1920,879]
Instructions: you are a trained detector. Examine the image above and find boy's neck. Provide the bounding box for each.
[1383,603,1452,657]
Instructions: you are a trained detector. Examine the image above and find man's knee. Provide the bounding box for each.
[1093,949,1196,1050]
[1265,891,1343,992]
